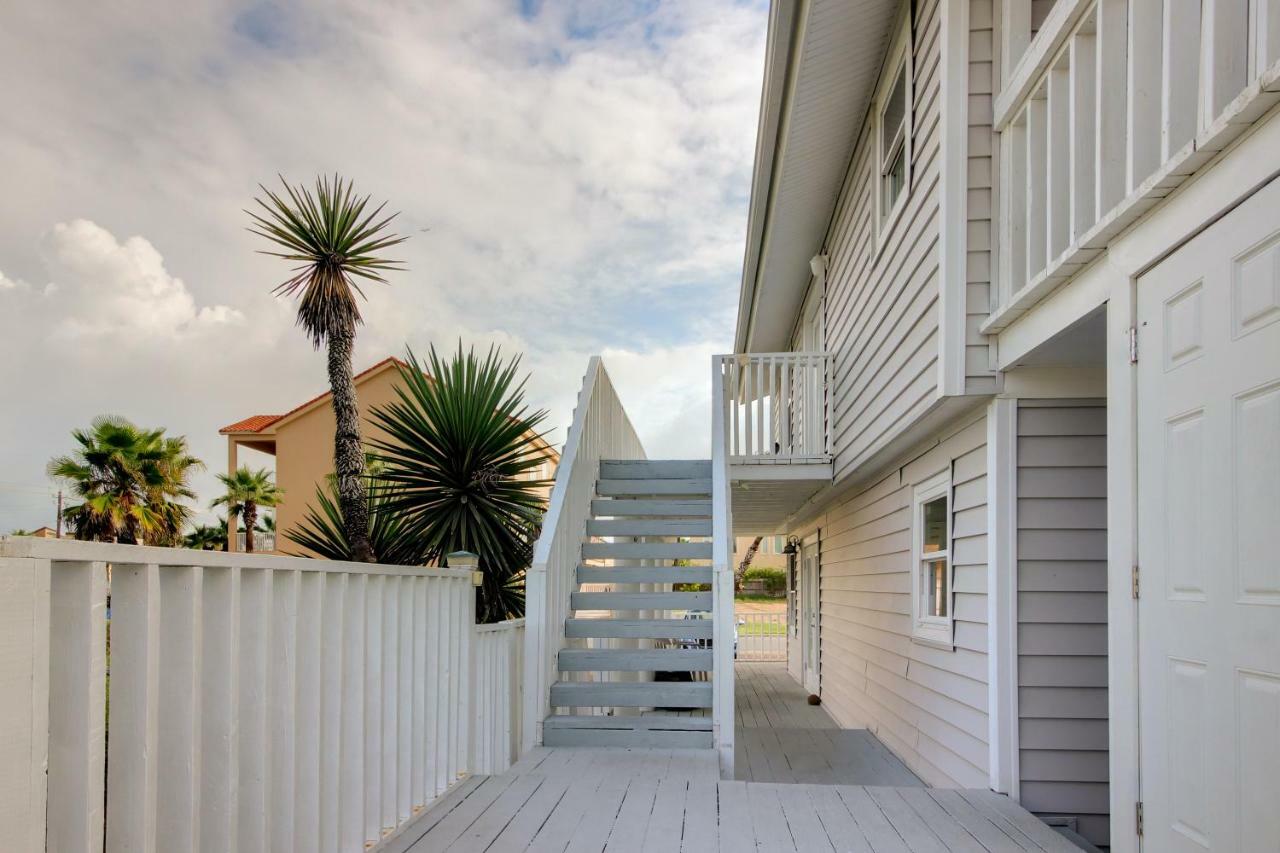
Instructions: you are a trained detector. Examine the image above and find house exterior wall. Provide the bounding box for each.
[272,366,408,555]
[1016,399,1109,845]
[795,410,991,788]
[965,0,999,393]
[823,0,943,483]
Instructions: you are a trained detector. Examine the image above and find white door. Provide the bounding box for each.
[787,554,802,680]
[800,537,820,694]
[1137,177,1280,852]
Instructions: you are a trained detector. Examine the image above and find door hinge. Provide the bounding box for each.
[1132,564,1140,599]
[1128,326,1139,363]
[1136,801,1144,836]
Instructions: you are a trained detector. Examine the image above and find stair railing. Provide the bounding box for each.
[711,356,737,776]
[523,357,645,751]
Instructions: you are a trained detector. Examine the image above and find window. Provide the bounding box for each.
[911,470,952,646]
[875,19,912,238]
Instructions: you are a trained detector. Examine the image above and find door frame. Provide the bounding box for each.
[799,533,820,694]
[1009,118,1280,852]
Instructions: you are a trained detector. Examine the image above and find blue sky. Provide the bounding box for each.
[0,0,767,531]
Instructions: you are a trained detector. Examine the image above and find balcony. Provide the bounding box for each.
[986,0,1280,332]
[714,353,833,533]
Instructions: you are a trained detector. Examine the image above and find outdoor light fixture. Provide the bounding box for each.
[782,536,800,555]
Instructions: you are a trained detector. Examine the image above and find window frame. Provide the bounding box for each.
[873,15,914,245]
[911,468,954,647]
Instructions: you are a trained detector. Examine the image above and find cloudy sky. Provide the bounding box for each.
[0,0,767,531]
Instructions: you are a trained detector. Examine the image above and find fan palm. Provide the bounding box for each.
[248,174,406,562]
[369,346,553,622]
[47,416,180,543]
[148,435,204,547]
[184,522,227,551]
[211,467,283,552]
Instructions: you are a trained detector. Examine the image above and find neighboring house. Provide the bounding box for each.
[733,534,788,571]
[26,526,61,539]
[719,0,1280,849]
[220,356,559,556]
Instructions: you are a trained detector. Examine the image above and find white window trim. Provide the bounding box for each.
[874,14,914,248]
[911,468,954,647]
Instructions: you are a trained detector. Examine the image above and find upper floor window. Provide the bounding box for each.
[911,469,952,646]
[875,19,913,238]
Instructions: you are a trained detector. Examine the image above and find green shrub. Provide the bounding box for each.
[742,566,787,593]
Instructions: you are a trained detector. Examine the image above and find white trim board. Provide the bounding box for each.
[985,398,1019,797]
[937,0,970,397]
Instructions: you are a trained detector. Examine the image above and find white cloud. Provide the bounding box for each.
[43,220,244,339]
[0,0,765,531]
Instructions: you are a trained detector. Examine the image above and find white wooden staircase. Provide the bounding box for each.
[541,459,717,748]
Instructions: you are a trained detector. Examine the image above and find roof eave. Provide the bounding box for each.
[735,0,802,355]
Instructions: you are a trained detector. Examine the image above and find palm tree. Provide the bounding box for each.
[288,475,432,567]
[211,467,283,552]
[184,522,226,551]
[248,175,406,562]
[369,346,553,622]
[148,435,205,547]
[47,416,179,543]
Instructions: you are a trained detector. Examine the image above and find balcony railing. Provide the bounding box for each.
[989,0,1280,330]
[235,530,276,552]
[716,352,831,464]
[0,537,524,853]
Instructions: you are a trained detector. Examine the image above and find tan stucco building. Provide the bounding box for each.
[219,357,559,555]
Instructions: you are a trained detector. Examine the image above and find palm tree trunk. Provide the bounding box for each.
[735,536,763,593]
[244,501,258,553]
[327,322,375,562]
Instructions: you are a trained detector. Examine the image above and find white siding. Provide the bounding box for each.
[824,0,943,482]
[966,0,999,392]
[1016,400,1109,847]
[801,413,991,788]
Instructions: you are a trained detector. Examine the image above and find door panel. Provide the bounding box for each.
[1137,177,1280,852]
[801,537,820,694]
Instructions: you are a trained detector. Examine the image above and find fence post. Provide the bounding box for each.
[449,552,481,777]
[0,556,51,852]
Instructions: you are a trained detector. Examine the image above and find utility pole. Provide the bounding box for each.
[55,489,63,538]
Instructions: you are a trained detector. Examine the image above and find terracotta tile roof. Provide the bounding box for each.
[219,414,284,434]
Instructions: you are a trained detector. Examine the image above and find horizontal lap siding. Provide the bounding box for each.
[826,0,943,482]
[1016,400,1110,847]
[966,0,997,392]
[813,414,990,789]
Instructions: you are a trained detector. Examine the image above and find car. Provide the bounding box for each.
[677,609,739,659]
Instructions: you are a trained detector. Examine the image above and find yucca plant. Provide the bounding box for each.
[287,476,432,567]
[369,346,553,622]
[248,174,406,562]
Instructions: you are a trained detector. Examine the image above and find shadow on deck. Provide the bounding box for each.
[734,661,922,786]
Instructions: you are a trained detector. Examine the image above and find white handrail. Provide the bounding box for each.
[0,536,514,853]
[710,356,736,777]
[522,357,644,751]
[992,0,1280,323]
[718,352,831,463]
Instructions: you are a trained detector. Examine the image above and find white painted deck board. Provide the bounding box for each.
[395,666,1077,852]
[395,748,1080,852]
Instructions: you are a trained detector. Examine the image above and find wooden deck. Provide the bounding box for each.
[387,747,1081,852]
[735,662,923,786]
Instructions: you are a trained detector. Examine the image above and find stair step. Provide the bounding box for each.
[572,591,712,611]
[586,518,712,537]
[543,713,712,731]
[565,618,712,640]
[591,499,711,518]
[600,460,712,480]
[558,648,713,672]
[596,479,712,497]
[550,680,713,709]
[577,565,713,584]
[582,542,712,560]
[542,714,713,748]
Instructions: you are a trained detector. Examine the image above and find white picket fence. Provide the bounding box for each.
[735,612,787,662]
[0,536,526,853]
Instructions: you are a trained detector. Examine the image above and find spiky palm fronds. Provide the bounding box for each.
[368,345,553,622]
[247,174,407,348]
[287,477,430,567]
[248,174,406,563]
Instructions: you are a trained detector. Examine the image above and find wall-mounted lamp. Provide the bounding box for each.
[781,535,800,555]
